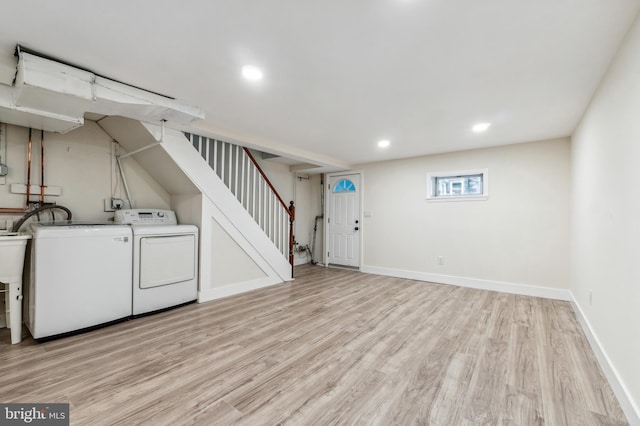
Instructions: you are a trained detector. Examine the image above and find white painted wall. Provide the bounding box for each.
[296,174,324,263]
[357,138,571,292]
[171,193,202,228]
[251,155,294,202]
[291,173,326,266]
[0,121,169,230]
[210,218,266,286]
[292,173,311,265]
[571,12,640,422]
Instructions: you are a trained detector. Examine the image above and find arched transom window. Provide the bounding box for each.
[333,179,356,193]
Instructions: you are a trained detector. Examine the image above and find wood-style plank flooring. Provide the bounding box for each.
[0,265,628,425]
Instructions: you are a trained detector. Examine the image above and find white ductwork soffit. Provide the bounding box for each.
[0,48,204,133]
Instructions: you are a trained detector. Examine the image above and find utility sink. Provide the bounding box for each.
[0,232,32,283]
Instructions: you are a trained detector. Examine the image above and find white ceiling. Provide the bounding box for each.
[0,1,638,170]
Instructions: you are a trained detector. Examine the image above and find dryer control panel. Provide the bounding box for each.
[114,209,178,225]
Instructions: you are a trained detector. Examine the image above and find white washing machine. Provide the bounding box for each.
[25,223,133,340]
[115,209,198,316]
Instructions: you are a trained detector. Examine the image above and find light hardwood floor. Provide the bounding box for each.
[0,265,628,425]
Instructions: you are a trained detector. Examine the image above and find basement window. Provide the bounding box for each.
[426,169,488,201]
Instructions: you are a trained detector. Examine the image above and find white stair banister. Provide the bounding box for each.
[184,132,295,273]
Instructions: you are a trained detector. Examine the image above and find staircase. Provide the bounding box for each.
[97,117,294,303]
[184,132,295,274]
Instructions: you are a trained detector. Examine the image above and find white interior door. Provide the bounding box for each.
[327,173,361,267]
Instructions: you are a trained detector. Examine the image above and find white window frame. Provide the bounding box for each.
[426,168,489,201]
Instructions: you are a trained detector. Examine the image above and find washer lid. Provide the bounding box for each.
[31,220,117,226]
[31,223,132,238]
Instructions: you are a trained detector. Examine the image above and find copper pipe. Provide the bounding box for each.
[40,130,45,203]
[0,207,29,214]
[26,128,32,204]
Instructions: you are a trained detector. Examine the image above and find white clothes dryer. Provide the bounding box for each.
[115,209,198,316]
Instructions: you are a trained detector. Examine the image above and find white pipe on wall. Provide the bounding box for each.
[115,155,134,209]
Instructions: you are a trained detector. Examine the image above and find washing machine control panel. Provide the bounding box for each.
[114,209,178,225]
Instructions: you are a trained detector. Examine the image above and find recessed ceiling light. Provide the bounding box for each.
[472,122,491,133]
[378,139,390,148]
[242,65,263,81]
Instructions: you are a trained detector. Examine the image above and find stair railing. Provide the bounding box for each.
[185,133,295,275]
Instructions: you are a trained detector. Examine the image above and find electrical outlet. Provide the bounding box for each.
[437,256,444,265]
[104,198,126,212]
[111,198,124,210]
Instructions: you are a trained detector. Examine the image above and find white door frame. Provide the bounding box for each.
[324,170,363,268]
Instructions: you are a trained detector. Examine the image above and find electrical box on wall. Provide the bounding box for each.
[103,198,131,212]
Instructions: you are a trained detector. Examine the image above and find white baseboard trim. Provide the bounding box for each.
[294,257,311,266]
[360,265,572,301]
[571,297,640,425]
[198,276,283,303]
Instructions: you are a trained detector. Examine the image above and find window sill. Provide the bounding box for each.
[426,195,489,202]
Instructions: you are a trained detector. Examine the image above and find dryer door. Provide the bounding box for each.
[139,234,196,289]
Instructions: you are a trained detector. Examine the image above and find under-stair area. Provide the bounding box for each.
[97,116,295,302]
